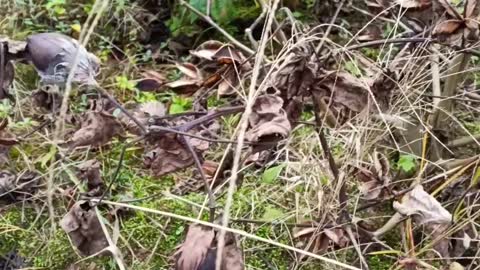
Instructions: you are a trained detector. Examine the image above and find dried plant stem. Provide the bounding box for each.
[430,53,471,160]
[215,0,280,268]
[181,137,216,222]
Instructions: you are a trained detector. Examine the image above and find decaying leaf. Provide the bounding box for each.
[189,40,224,61]
[293,221,349,254]
[393,185,452,257]
[121,101,166,134]
[171,160,221,195]
[433,20,464,36]
[0,60,14,100]
[166,63,203,95]
[217,69,239,97]
[76,159,104,196]
[144,134,194,177]
[60,201,108,256]
[313,70,370,113]
[31,86,62,112]
[246,95,291,145]
[175,224,215,270]
[175,224,244,270]
[69,111,124,148]
[395,0,431,9]
[356,152,391,201]
[0,170,40,203]
[136,70,166,92]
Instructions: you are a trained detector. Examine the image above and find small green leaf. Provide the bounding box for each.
[169,103,185,114]
[344,60,362,77]
[115,76,135,91]
[397,155,416,173]
[262,165,284,184]
[471,167,480,187]
[262,206,284,221]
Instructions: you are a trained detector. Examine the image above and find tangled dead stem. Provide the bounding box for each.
[1,0,480,269]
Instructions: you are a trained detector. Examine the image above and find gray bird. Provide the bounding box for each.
[24,32,100,86]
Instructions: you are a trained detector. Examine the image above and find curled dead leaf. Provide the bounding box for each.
[293,221,349,254]
[166,63,203,95]
[175,224,244,270]
[31,86,62,112]
[393,185,452,257]
[136,70,166,92]
[144,134,194,177]
[120,101,166,135]
[433,20,464,36]
[76,159,104,196]
[0,170,41,203]
[69,111,124,148]
[189,40,224,61]
[60,201,108,256]
[246,95,291,145]
[356,152,391,201]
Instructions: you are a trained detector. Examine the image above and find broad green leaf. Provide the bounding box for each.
[397,154,416,173]
[262,206,284,221]
[262,165,284,184]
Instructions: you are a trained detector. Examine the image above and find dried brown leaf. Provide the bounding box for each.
[466,0,480,18]
[0,170,40,203]
[69,111,124,148]
[433,19,464,35]
[136,70,166,92]
[246,95,291,144]
[313,71,370,113]
[393,185,452,257]
[144,134,194,177]
[31,86,62,112]
[213,45,246,66]
[176,63,203,80]
[217,70,239,97]
[396,0,431,8]
[60,201,108,256]
[189,40,224,61]
[76,159,104,196]
[175,224,215,270]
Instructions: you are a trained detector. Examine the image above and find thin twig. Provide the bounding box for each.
[181,136,216,222]
[179,0,255,56]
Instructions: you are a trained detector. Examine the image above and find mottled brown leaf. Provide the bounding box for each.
[69,111,124,148]
[433,20,464,35]
[313,70,370,113]
[60,201,108,256]
[175,224,215,270]
[356,152,391,201]
[246,95,291,144]
[0,170,40,203]
[76,159,104,196]
[120,101,166,135]
[144,134,194,177]
[31,86,62,112]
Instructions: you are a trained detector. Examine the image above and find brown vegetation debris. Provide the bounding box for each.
[246,95,291,144]
[76,159,104,196]
[60,201,108,256]
[144,134,194,177]
[174,224,244,270]
[69,111,124,148]
[0,170,40,203]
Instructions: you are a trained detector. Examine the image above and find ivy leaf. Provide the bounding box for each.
[397,155,416,173]
[262,206,284,221]
[262,165,284,184]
